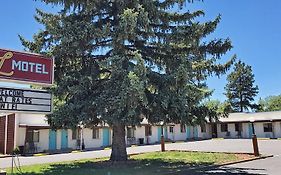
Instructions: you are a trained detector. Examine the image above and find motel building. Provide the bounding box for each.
[2,111,281,155]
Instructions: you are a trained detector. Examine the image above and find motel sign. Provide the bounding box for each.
[0,48,54,113]
[0,48,54,86]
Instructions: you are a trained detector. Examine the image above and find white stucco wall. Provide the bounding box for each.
[173,124,187,141]
[132,126,159,144]
[130,124,207,143]
[16,128,49,153]
[242,123,250,138]
[36,129,49,152]
[149,126,159,144]
[216,124,221,137]
[18,113,48,125]
[68,128,111,150]
[216,122,281,139]
[254,122,273,138]
[14,115,19,150]
[217,123,245,138]
[134,126,146,144]
[109,129,113,145]
[17,128,26,146]
[217,124,226,138]
[14,114,49,152]
[198,124,212,139]
[83,128,103,149]
[167,126,176,141]
[274,122,281,138]
[68,129,77,149]
[228,124,235,138]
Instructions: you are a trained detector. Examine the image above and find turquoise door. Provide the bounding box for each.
[186,126,191,139]
[194,126,199,139]
[103,128,110,147]
[49,130,57,150]
[158,127,162,142]
[61,129,68,149]
[248,123,253,138]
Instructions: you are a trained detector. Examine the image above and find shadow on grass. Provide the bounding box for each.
[12,158,266,175]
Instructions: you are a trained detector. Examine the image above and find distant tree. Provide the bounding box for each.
[201,100,231,121]
[225,60,259,112]
[258,95,281,112]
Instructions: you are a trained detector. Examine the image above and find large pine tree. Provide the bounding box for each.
[225,60,259,112]
[21,0,235,161]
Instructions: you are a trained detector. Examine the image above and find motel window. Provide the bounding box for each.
[180,124,186,133]
[201,124,206,133]
[145,126,152,136]
[221,124,228,132]
[169,126,174,133]
[127,127,135,138]
[72,128,81,140]
[92,128,100,139]
[27,130,40,143]
[263,123,273,132]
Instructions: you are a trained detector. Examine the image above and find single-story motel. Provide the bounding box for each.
[1,111,281,154]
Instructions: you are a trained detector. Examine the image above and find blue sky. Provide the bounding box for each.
[188,0,281,101]
[0,0,281,101]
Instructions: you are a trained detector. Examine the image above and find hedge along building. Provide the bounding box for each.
[0,48,54,154]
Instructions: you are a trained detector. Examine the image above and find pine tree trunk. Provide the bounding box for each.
[240,93,243,112]
[110,123,128,161]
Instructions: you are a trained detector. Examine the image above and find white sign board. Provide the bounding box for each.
[0,87,52,113]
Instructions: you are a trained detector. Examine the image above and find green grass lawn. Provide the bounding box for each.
[7,151,253,175]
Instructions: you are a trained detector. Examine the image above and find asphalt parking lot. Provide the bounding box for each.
[166,139,281,175]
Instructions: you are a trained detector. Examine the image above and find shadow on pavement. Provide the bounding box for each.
[191,166,267,175]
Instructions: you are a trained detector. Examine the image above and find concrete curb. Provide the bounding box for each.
[0,155,12,159]
[219,154,274,167]
[168,149,255,155]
